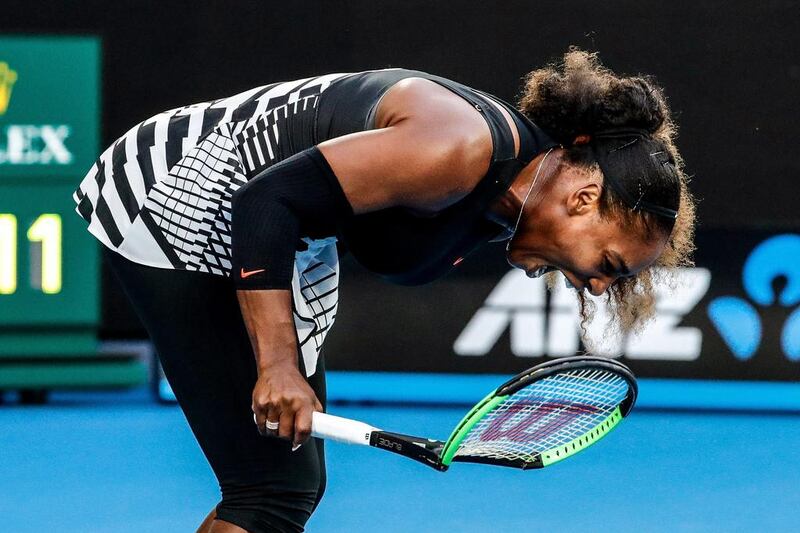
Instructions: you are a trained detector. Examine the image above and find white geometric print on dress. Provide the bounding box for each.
[143,125,246,274]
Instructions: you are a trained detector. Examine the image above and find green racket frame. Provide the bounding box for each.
[311,356,638,472]
[437,356,637,470]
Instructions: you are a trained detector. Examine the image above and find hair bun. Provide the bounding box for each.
[519,49,671,145]
[600,77,666,134]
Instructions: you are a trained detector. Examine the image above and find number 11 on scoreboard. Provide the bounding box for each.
[0,213,62,295]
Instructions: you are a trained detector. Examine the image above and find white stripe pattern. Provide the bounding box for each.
[73,73,352,378]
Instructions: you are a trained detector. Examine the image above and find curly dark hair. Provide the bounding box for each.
[519,48,696,336]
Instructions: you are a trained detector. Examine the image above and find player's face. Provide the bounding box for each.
[506,169,668,296]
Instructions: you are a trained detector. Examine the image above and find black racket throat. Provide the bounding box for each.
[369,430,448,471]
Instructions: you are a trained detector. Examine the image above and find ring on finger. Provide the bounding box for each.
[265,420,280,431]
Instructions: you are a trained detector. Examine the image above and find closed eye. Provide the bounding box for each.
[603,252,632,278]
[602,257,614,276]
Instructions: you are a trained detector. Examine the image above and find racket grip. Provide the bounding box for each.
[311,412,378,446]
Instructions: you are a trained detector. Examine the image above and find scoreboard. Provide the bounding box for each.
[0,36,145,395]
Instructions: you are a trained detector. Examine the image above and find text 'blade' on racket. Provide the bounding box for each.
[310,356,638,471]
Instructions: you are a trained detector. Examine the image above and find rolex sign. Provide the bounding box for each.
[0,37,99,180]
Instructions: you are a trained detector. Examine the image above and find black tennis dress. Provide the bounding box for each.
[74,69,555,532]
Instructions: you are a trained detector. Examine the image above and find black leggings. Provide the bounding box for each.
[106,249,326,532]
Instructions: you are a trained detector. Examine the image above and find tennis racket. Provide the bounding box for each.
[311,356,637,471]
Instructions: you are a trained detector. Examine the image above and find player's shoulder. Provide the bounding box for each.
[378,76,483,126]
[378,77,492,171]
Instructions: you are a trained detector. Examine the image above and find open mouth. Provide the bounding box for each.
[527,265,580,291]
[526,265,557,279]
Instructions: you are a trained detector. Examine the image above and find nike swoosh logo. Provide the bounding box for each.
[240,268,266,279]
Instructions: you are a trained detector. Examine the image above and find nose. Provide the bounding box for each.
[588,275,617,296]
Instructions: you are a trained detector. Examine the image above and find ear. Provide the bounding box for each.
[566,183,602,216]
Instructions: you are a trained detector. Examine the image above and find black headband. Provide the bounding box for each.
[590,129,679,220]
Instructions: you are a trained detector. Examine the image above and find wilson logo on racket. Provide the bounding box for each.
[478,401,600,443]
[309,356,637,471]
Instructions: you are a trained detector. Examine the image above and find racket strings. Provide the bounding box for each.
[453,368,629,464]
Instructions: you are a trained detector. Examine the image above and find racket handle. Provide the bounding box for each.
[311,411,378,446]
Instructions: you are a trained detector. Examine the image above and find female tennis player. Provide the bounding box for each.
[74,50,694,532]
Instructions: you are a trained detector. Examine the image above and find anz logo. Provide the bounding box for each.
[454,267,711,361]
[708,234,800,361]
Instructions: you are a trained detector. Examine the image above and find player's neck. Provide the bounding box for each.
[487,148,560,230]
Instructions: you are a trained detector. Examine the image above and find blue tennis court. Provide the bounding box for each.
[4,3,800,532]
[2,387,798,532]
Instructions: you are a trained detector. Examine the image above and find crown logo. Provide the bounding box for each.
[0,62,18,115]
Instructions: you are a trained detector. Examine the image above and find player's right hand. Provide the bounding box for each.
[252,360,323,448]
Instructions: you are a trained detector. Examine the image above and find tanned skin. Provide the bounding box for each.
[203,79,666,532]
